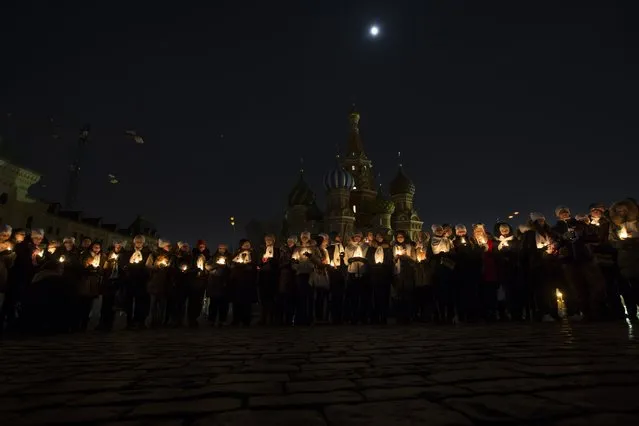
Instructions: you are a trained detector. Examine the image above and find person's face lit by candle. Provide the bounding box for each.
[287,238,296,248]
[352,234,362,243]
[14,232,26,243]
[241,241,251,250]
[265,236,275,246]
[218,244,228,254]
[375,233,385,243]
[499,224,510,236]
[396,234,405,244]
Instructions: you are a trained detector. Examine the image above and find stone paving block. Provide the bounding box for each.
[458,377,568,394]
[293,370,362,381]
[197,409,327,426]
[241,363,300,373]
[286,379,356,393]
[356,374,429,388]
[19,380,133,395]
[212,373,289,383]
[300,362,369,371]
[443,394,577,422]
[129,397,241,417]
[324,399,473,426]
[556,413,639,426]
[536,386,639,412]
[13,406,128,425]
[250,390,362,408]
[428,368,529,384]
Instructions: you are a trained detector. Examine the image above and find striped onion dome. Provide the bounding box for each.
[323,165,355,191]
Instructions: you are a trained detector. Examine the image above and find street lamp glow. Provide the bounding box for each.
[369,25,379,37]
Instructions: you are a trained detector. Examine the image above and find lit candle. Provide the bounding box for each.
[91,255,100,268]
[180,264,188,272]
[130,251,143,264]
[196,255,205,270]
[461,237,467,245]
[375,247,384,264]
[59,255,66,263]
[329,260,335,268]
[354,245,363,259]
[619,225,629,240]
[110,252,119,260]
[216,257,226,265]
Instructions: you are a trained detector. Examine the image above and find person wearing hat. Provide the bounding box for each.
[275,236,298,325]
[123,235,152,329]
[609,199,639,323]
[428,224,455,323]
[451,224,480,323]
[367,231,393,324]
[291,232,320,326]
[206,243,232,326]
[391,230,417,324]
[326,233,346,324]
[76,241,106,331]
[187,239,211,328]
[257,234,280,325]
[145,238,173,327]
[493,222,519,321]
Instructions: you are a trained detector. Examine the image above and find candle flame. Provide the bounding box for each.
[59,255,65,263]
[619,225,629,240]
[197,255,205,270]
[216,257,226,265]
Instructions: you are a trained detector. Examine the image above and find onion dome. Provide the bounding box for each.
[288,172,315,207]
[389,166,415,196]
[371,185,395,215]
[323,162,355,191]
[306,198,324,222]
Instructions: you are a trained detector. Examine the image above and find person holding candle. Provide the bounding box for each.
[493,222,520,320]
[452,224,480,323]
[291,232,320,326]
[343,231,369,324]
[77,242,105,331]
[609,199,639,322]
[123,235,152,329]
[230,239,258,326]
[277,236,298,325]
[98,240,127,331]
[327,233,346,324]
[188,239,210,328]
[145,239,173,328]
[473,223,499,321]
[520,213,563,322]
[587,203,624,320]
[312,234,331,323]
[258,234,280,325]
[391,230,417,324]
[169,242,193,327]
[413,231,434,322]
[429,224,455,323]
[206,243,232,326]
[367,231,393,324]
[0,225,16,332]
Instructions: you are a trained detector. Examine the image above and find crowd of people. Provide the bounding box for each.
[1,198,638,336]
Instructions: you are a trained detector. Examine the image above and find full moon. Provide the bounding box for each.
[369,25,380,37]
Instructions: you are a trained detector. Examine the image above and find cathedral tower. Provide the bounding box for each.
[390,161,423,240]
[323,157,356,237]
[285,169,315,236]
[339,105,377,230]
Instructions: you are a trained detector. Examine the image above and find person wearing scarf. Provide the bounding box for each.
[520,213,562,322]
[493,222,520,320]
[609,199,639,323]
[366,231,393,324]
[258,234,280,325]
[145,239,173,328]
[229,239,258,326]
[206,243,232,326]
[291,231,320,326]
[428,224,455,323]
[452,224,481,323]
[327,232,347,324]
[98,240,127,331]
[391,230,417,324]
[344,231,370,325]
[123,235,152,329]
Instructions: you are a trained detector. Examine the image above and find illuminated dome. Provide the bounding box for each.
[323,164,355,191]
[389,166,415,196]
[288,172,315,207]
[371,186,396,215]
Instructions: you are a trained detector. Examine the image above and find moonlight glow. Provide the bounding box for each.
[369,25,380,37]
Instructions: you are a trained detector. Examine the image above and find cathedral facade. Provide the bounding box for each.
[284,107,423,241]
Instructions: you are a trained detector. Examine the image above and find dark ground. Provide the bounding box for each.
[1,322,638,425]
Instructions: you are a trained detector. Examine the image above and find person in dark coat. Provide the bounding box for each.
[123,235,152,329]
[452,224,481,323]
[171,242,193,327]
[188,239,210,328]
[230,239,258,326]
[609,199,639,323]
[367,232,393,324]
[493,222,520,320]
[77,242,105,331]
[146,239,173,328]
[428,224,455,323]
[326,233,346,324]
[206,244,232,326]
[258,234,280,325]
[0,225,16,334]
[277,236,297,325]
[313,234,331,322]
[99,240,127,331]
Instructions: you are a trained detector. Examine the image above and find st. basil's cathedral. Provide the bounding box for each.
[284,106,424,240]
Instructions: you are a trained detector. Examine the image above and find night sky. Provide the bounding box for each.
[0,1,635,245]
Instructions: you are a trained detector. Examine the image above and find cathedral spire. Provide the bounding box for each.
[346,104,365,157]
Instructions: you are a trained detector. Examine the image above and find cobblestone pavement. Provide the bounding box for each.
[1,322,638,425]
